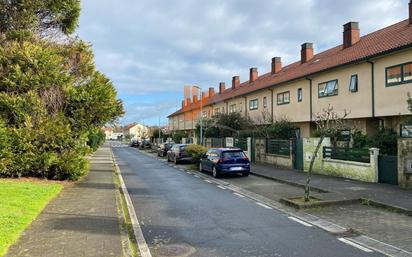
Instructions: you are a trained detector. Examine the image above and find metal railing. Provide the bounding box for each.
[323,147,370,163]
[266,139,290,156]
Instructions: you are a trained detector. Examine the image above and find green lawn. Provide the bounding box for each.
[0,179,63,256]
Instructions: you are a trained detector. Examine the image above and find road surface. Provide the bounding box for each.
[112,144,383,257]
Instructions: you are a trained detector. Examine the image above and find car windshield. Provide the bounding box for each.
[222,151,245,158]
[179,145,186,150]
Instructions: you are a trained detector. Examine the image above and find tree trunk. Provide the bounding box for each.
[304,136,324,202]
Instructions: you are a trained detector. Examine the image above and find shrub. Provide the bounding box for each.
[185,144,207,164]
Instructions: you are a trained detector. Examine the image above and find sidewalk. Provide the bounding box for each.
[5,145,125,257]
[251,163,412,213]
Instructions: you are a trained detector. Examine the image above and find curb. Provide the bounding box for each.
[361,198,412,217]
[250,171,329,193]
[111,148,153,257]
[279,197,360,210]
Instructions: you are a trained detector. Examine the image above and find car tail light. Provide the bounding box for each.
[243,157,249,162]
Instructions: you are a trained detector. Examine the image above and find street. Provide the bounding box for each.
[112,144,384,257]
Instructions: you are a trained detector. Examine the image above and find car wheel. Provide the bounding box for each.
[199,163,203,172]
[242,172,249,177]
[167,155,171,162]
[212,166,219,178]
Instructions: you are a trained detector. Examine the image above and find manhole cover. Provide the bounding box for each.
[154,244,195,257]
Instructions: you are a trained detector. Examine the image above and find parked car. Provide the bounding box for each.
[140,140,152,149]
[157,143,174,157]
[199,148,250,178]
[167,144,191,164]
[130,138,139,147]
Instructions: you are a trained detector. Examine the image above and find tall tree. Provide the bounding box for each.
[0,0,80,36]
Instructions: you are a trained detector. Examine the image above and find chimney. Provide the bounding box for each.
[182,100,185,108]
[271,57,282,74]
[249,68,258,82]
[202,91,207,99]
[208,87,215,97]
[232,76,240,89]
[219,82,226,94]
[193,94,198,103]
[343,22,360,48]
[409,0,412,24]
[301,43,314,63]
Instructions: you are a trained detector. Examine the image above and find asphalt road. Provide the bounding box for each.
[112,144,384,257]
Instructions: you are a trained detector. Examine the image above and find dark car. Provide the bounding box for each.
[199,148,250,178]
[130,138,139,147]
[157,143,174,157]
[167,144,191,164]
[139,140,152,149]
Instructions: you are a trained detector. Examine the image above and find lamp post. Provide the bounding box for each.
[158,109,161,145]
[193,85,203,146]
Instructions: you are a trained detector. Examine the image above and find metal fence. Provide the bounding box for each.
[235,138,248,151]
[323,147,370,163]
[266,139,290,156]
[211,138,224,148]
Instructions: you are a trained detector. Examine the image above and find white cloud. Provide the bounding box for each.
[78,0,408,125]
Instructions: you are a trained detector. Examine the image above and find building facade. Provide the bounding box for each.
[168,2,412,138]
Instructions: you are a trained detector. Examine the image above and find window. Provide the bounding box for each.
[222,107,225,113]
[349,74,358,92]
[386,62,412,86]
[297,88,302,102]
[229,104,236,113]
[249,99,258,110]
[239,102,243,112]
[403,63,412,82]
[277,91,290,105]
[214,108,220,114]
[263,97,267,108]
[202,111,207,118]
[318,80,338,97]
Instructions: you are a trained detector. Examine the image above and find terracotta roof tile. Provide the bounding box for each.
[168,20,412,117]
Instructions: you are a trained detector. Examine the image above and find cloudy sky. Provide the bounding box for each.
[77,0,408,126]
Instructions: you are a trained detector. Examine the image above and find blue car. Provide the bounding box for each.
[199,148,250,178]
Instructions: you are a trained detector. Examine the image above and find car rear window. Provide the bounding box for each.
[179,145,186,150]
[222,151,245,158]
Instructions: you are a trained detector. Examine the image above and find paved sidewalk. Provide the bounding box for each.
[5,145,125,257]
[251,163,412,212]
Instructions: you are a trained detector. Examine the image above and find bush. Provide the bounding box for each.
[185,144,207,164]
[370,129,398,155]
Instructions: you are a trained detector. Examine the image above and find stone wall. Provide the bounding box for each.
[398,138,412,189]
[303,137,379,183]
[255,138,293,169]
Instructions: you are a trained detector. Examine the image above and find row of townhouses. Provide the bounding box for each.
[168,1,412,139]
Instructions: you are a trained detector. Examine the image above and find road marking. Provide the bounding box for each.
[204,180,212,183]
[233,192,245,198]
[194,175,200,178]
[111,151,152,257]
[186,172,191,174]
[256,202,272,209]
[217,185,226,190]
[288,217,313,227]
[338,238,373,253]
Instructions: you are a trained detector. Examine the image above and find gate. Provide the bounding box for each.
[378,155,398,185]
[294,139,304,171]
[235,137,255,163]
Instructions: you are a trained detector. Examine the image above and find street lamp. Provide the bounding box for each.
[158,108,161,145]
[193,85,203,146]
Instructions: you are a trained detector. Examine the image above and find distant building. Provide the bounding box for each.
[123,123,151,140]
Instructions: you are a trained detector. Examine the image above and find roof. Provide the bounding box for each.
[168,19,412,118]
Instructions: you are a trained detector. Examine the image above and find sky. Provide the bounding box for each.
[77,0,409,126]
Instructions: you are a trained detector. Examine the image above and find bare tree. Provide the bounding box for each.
[305,105,349,202]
